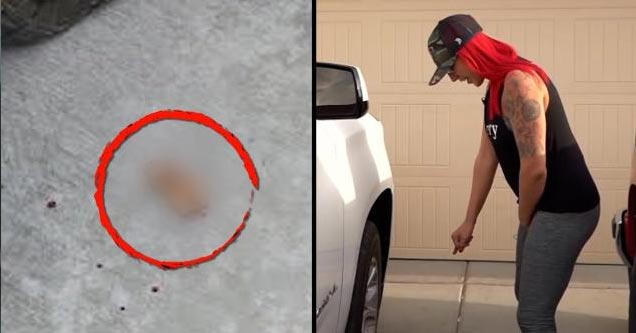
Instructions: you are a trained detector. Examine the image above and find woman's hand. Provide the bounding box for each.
[451,221,475,255]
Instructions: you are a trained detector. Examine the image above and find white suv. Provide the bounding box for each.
[316,62,394,333]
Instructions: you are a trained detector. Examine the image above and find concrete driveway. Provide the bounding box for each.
[1,1,311,332]
[379,260,629,333]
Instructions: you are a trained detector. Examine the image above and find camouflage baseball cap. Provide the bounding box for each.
[427,14,482,85]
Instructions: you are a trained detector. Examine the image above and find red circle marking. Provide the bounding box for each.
[94,110,260,270]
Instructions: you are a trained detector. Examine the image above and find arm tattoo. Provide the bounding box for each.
[502,75,545,158]
[514,99,543,157]
[522,100,541,121]
[503,115,512,130]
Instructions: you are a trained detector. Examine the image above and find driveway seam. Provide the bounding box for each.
[455,261,469,333]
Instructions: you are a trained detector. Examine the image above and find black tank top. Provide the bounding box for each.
[483,80,599,213]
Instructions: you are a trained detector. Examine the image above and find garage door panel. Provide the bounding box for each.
[436,105,451,166]
[390,166,473,178]
[380,21,396,82]
[570,104,636,169]
[407,105,424,165]
[435,187,451,248]
[393,184,630,261]
[319,1,636,264]
[377,13,558,93]
[317,21,363,66]
[409,22,426,82]
[568,17,636,94]
[393,188,407,247]
[317,22,334,61]
[589,20,607,81]
[602,22,620,82]
[366,82,636,97]
[380,20,436,84]
[395,105,410,164]
[406,188,424,248]
[374,104,397,164]
[375,103,451,167]
[395,23,410,81]
[486,19,556,77]
[617,105,636,168]
[318,0,635,12]
[586,189,629,254]
[574,18,636,83]
[480,189,517,252]
[394,185,455,250]
[319,12,636,96]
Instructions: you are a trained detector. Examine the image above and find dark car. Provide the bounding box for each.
[611,137,635,331]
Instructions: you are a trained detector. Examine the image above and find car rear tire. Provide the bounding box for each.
[630,262,635,333]
[346,221,384,333]
[1,0,106,45]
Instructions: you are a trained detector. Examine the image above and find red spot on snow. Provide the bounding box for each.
[93,109,259,270]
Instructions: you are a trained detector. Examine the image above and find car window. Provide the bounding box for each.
[316,67,357,107]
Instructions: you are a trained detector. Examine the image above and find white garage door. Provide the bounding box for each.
[318,0,636,263]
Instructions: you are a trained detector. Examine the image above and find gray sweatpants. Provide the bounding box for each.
[514,205,600,333]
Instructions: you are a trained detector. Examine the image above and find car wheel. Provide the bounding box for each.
[1,0,106,45]
[346,221,384,333]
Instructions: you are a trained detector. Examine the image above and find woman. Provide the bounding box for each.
[427,14,600,332]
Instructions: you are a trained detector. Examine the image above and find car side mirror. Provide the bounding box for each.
[316,62,369,120]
